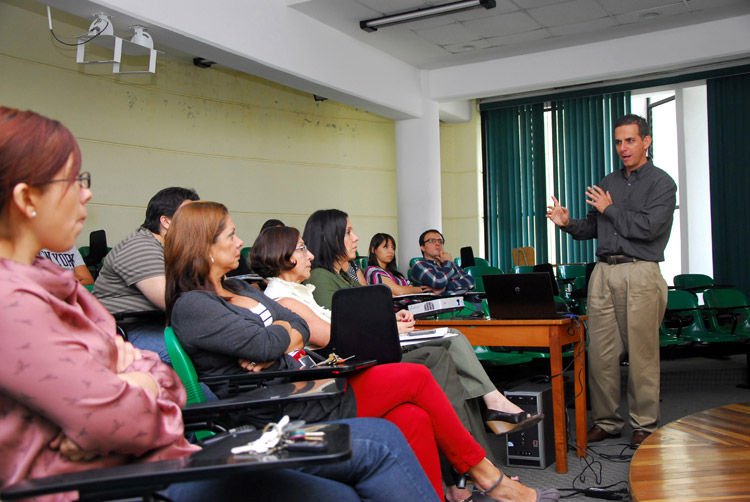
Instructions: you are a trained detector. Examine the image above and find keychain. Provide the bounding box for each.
[312,353,355,367]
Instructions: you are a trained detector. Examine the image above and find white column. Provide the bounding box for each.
[396,99,442,268]
[675,85,713,275]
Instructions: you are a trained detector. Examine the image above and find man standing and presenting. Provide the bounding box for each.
[411,229,475,294]
[546,114,676,448]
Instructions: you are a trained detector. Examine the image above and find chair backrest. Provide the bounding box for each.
[356,256,369,271]
[703,288,750,334]
[409,257,423,268]
[83,230,109,266]
[674,274,714,290]
[164,327,206,405]
[511,246,535,267]
[532,263,560,297]
[240,246,251,263]
[456,256,490,267]
[513,265,534,274]
[557,264,586,280]
[464,265,503,293]
[704,288,749,309]
[667,289,700,310]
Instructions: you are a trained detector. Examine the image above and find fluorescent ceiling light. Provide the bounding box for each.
[360,0,496,33]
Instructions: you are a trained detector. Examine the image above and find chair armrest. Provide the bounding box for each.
[0,423,351,502]
[112,309,164,322]
[181,378,347,423]
[199,360,376,388]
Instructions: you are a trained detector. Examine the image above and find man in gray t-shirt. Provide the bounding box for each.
[94,187,199,362]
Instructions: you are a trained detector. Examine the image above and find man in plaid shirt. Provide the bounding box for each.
[411,229,475,294]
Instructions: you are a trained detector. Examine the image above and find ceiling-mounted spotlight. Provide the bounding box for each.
[313,95,328,102]
[87,12,114,37]
[360,0,496,33]
[129,25,153,49]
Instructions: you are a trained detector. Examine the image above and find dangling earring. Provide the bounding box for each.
[210,256,215,263]
[30,210,37,218]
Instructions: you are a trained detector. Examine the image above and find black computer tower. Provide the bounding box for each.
[505,383,555,469]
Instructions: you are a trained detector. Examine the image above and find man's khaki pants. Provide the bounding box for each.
[586,260,667,433]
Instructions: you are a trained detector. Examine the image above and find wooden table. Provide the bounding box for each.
[415,317,587,473]
[629,402,750,501]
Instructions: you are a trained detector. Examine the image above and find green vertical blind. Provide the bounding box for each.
[550,94,629,264]
[482,92,629,270]
[707,72,750,296]
[482,103,546,272]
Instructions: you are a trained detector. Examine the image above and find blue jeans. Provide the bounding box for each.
[164,418,438,502]
[126,321,171,364]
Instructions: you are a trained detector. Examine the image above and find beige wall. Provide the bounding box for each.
[0,0,483,259]
[439,108,484,260]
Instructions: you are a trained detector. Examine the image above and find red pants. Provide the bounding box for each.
[348,363,486,497]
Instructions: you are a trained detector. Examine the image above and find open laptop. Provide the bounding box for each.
[483,273,561,320]
[328,285,403,364]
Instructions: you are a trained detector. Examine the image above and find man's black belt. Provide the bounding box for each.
[598,254,639,265]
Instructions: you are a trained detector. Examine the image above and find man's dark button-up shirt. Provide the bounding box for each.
[562,161,677,262]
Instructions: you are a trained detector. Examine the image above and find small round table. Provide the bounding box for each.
[629,402,750,501]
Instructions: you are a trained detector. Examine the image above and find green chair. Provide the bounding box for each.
[455,257,490,267]
[464,265,503,293]
[513,265,534,274]
[674,274,714,291]
[673,274,717,303]
[473,346,535,366]
[164,327,214,440]
[703,289,750,337]
[662,290,740,343]
[84,284,94,292]
[557,264,586,281]
[356,256,369,271]
[409,257,423,268]
[240,246,251,265]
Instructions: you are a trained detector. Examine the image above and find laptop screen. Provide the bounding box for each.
[483,273,560,320]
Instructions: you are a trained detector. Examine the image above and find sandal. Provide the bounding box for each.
[476,470,560,502]
[483,409,544,435]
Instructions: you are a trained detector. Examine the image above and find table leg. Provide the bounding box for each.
[548,327,568,474]
[573,327,588,458]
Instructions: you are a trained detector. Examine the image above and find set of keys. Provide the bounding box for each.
[230,416,327,455]
[312,352,355,367]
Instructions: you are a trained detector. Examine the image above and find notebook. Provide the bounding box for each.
[328,285,403,364]
[483,273,561,320]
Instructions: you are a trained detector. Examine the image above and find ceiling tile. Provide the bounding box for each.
[451,0,519,20]
[463,10,542,37]
[547,16,616,36]
[597,0,684,16]
[614,4,691,25]
[485,28,552,47]
[415,22,482,44]
[528,0,609,27]
[442,38,493,53]
[356,0,428,15]
[512,0,571,8]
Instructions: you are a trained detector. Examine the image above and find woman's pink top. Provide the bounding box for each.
[0,257,198,501]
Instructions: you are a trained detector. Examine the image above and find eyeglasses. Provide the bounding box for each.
[425,238,445,245]
[37,171,91,189]
[295,245,309,254]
